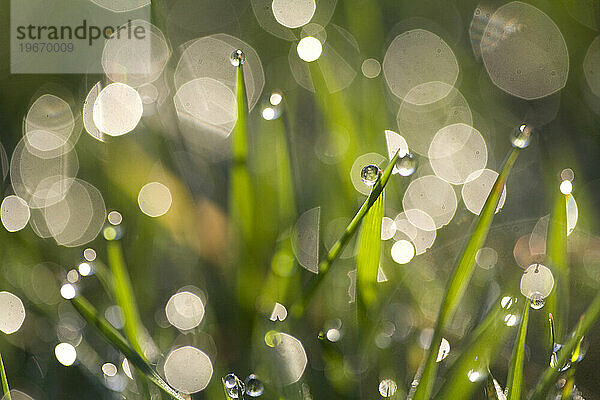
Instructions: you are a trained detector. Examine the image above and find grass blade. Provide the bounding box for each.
[107,241,145,357]
[528,292,600,399]
[506,303,529,400]
[545,191,569,342]
[433,295,518,400]
[413,148,520,400]
[356,189,384,309]
[71,295,186,400]
[230,63,254,241]
[0,353,10,400]
[291,151,401,317]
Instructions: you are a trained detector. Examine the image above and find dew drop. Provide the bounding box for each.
[395,153,417,176]
[379,379,398,397]
[511,124,533,149]
[361,164,381,186]
[230,49,246,67]
[223,373,238,389]
[529,291,545,309]
[245,374,264,397]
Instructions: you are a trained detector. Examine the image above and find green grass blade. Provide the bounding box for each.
[356,189,384,309]
[433,295,518,400]
[0,353,10,400]
[230,64,254,241]
[528,292,600,399]
[71,296,186,400]
[107,241,145,357]
[414,148,520,400]
[291,151,401,317]
[506,303,530,400]
[545,191,569,342]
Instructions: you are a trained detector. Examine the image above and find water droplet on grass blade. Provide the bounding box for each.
[223,373,238,389]
[511,124,533,148]
[361,164,381,186]
[230,49,245,66]
[245,374,264,397]
[379,379,398,397]
[529,291,545,309]
[395,153,417,176]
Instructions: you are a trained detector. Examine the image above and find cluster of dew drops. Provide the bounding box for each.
[223,373,264,399]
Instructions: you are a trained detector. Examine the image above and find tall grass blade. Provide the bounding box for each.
[414,148,520,400]
[506,303,529,400]
[107,241,145,357]
[0,353,10,400]
[528,291,600,399]
[356,190,384,309]
[230,64,254,241]
[545,191,568,341]
[291,151,400,317]
[71,295,186,400]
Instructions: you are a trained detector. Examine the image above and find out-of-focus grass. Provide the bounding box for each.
[0,352,10,400]
[414,148,521,400]
[107,240,146,358]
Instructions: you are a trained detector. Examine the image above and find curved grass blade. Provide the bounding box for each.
[0,353,10,400]
[545,191,569,342]
[356,190,384,309]
[107,241,146,358]
[291,150,401,317]
[71,295,186,400]
[528,292,600,399]
[413,148,521,400]
[506,303,529,400]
